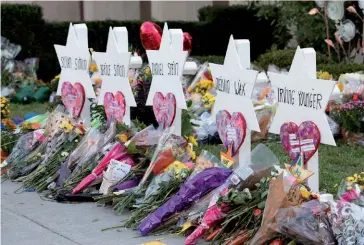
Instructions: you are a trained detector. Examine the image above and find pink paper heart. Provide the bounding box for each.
[61,82,85,118]
[280,121,321,163]
[216,110,247,156]
[153,92,176,129]
[103,91,126,123]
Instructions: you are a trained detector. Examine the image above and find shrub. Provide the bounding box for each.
[254,49,332,71]
[1,3,290,81]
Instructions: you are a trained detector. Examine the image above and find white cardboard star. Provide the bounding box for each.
[210,35,260,132]
[146,23,188,109]
[54,23,95,98]
[268,46,336,146]
[93,27,136,107]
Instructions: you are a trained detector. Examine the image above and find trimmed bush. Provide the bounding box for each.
[254,49,332,71]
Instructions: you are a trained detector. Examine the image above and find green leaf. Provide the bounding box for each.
[257,201,266,209]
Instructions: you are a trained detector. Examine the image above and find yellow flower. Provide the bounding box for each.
[145,67,151,74]
[60,120,74,133]
[186,136,198,147]
[317,71,333,80]
[186,145,196,160]
[347,177,355,182]
[55,74,61,79]
[118,134,128,143]
[337,83,344,92]
[299,186,311,199]
[89,63,98,72]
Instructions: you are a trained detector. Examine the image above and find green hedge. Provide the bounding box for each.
[195,50,364,80]
[1,3,289,81]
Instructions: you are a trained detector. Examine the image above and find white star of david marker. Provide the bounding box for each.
[268,46,336,146]
[210,35,260,132]
[93,27,136,107]
[54,23,95,98]
[146,23,188,109]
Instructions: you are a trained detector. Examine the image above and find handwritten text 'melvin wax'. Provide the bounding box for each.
[277,87,323,110]
[60,56,88,71]
[151,62,179,76]
[216,77,247,97]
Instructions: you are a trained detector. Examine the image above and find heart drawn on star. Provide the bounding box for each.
[280,121,321,163]
[103,91,126,123]
[216,110,247,157]
[152,92,176,129]
[61,81,85,118]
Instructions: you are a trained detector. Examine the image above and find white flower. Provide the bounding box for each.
[61,152,69,157]
[315,0,326,8]
[339,20,356,42]
[327,1,344,21]
[75,139,79,143]
[359,0,364,10]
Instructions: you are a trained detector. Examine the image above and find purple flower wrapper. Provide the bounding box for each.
[113,179,140,191]
[138,167,232,235]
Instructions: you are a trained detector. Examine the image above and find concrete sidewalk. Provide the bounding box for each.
[1,180,196,245]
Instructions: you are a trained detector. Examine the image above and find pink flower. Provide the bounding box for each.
[253,208,262,216]
[340,188,359,203]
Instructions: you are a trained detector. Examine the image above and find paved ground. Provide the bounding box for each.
[1,180,199,245]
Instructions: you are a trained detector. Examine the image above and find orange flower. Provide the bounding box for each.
[31,123,41,129]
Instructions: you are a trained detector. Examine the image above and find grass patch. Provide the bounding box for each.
[9,102,50,118]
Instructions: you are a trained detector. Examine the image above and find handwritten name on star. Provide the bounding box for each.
[277,87,323,110]
[216,77,248,97]
[151,62,179,76]
[99,63,126,77]
[60,56,88,71]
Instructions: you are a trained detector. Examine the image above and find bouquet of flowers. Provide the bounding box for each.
[21,118,85,192]
[274,200,336,245]
[0,129,45,170]
[249,170,317,245]
[321,194,364,245]
[138,167,232,235]
[72,142,129,194]
[123,161,192,229]
[337,172,364,207]
[139,127,190,186]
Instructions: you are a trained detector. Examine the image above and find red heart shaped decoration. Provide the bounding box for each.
[280,121,321,163]
[61,81,85,118]
[153,92,176,129]
[140,22,163,50]
[103,91,126,123]
[216,110,247,157]
[140,21,193,52]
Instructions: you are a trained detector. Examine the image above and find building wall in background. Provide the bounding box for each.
[151,1,212,21]
[3,1,262,22]
[83,1,140,21]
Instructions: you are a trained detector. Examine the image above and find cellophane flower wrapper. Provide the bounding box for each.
[72,121,116,174]
[185,181,230,245]
[337,178,364,207]
[189,150,224,180]
[1,129,45,168]
[274,200,336,245]
[128,125,163,147]
[323,197,364,245]
[58,122,116,187]
[191,112,217,143]
[72,142,128,194]
[138,167,232,236]
[139,127,189,186]
[249,170,303,245]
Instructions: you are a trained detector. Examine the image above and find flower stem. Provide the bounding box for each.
[324,6,332,59]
